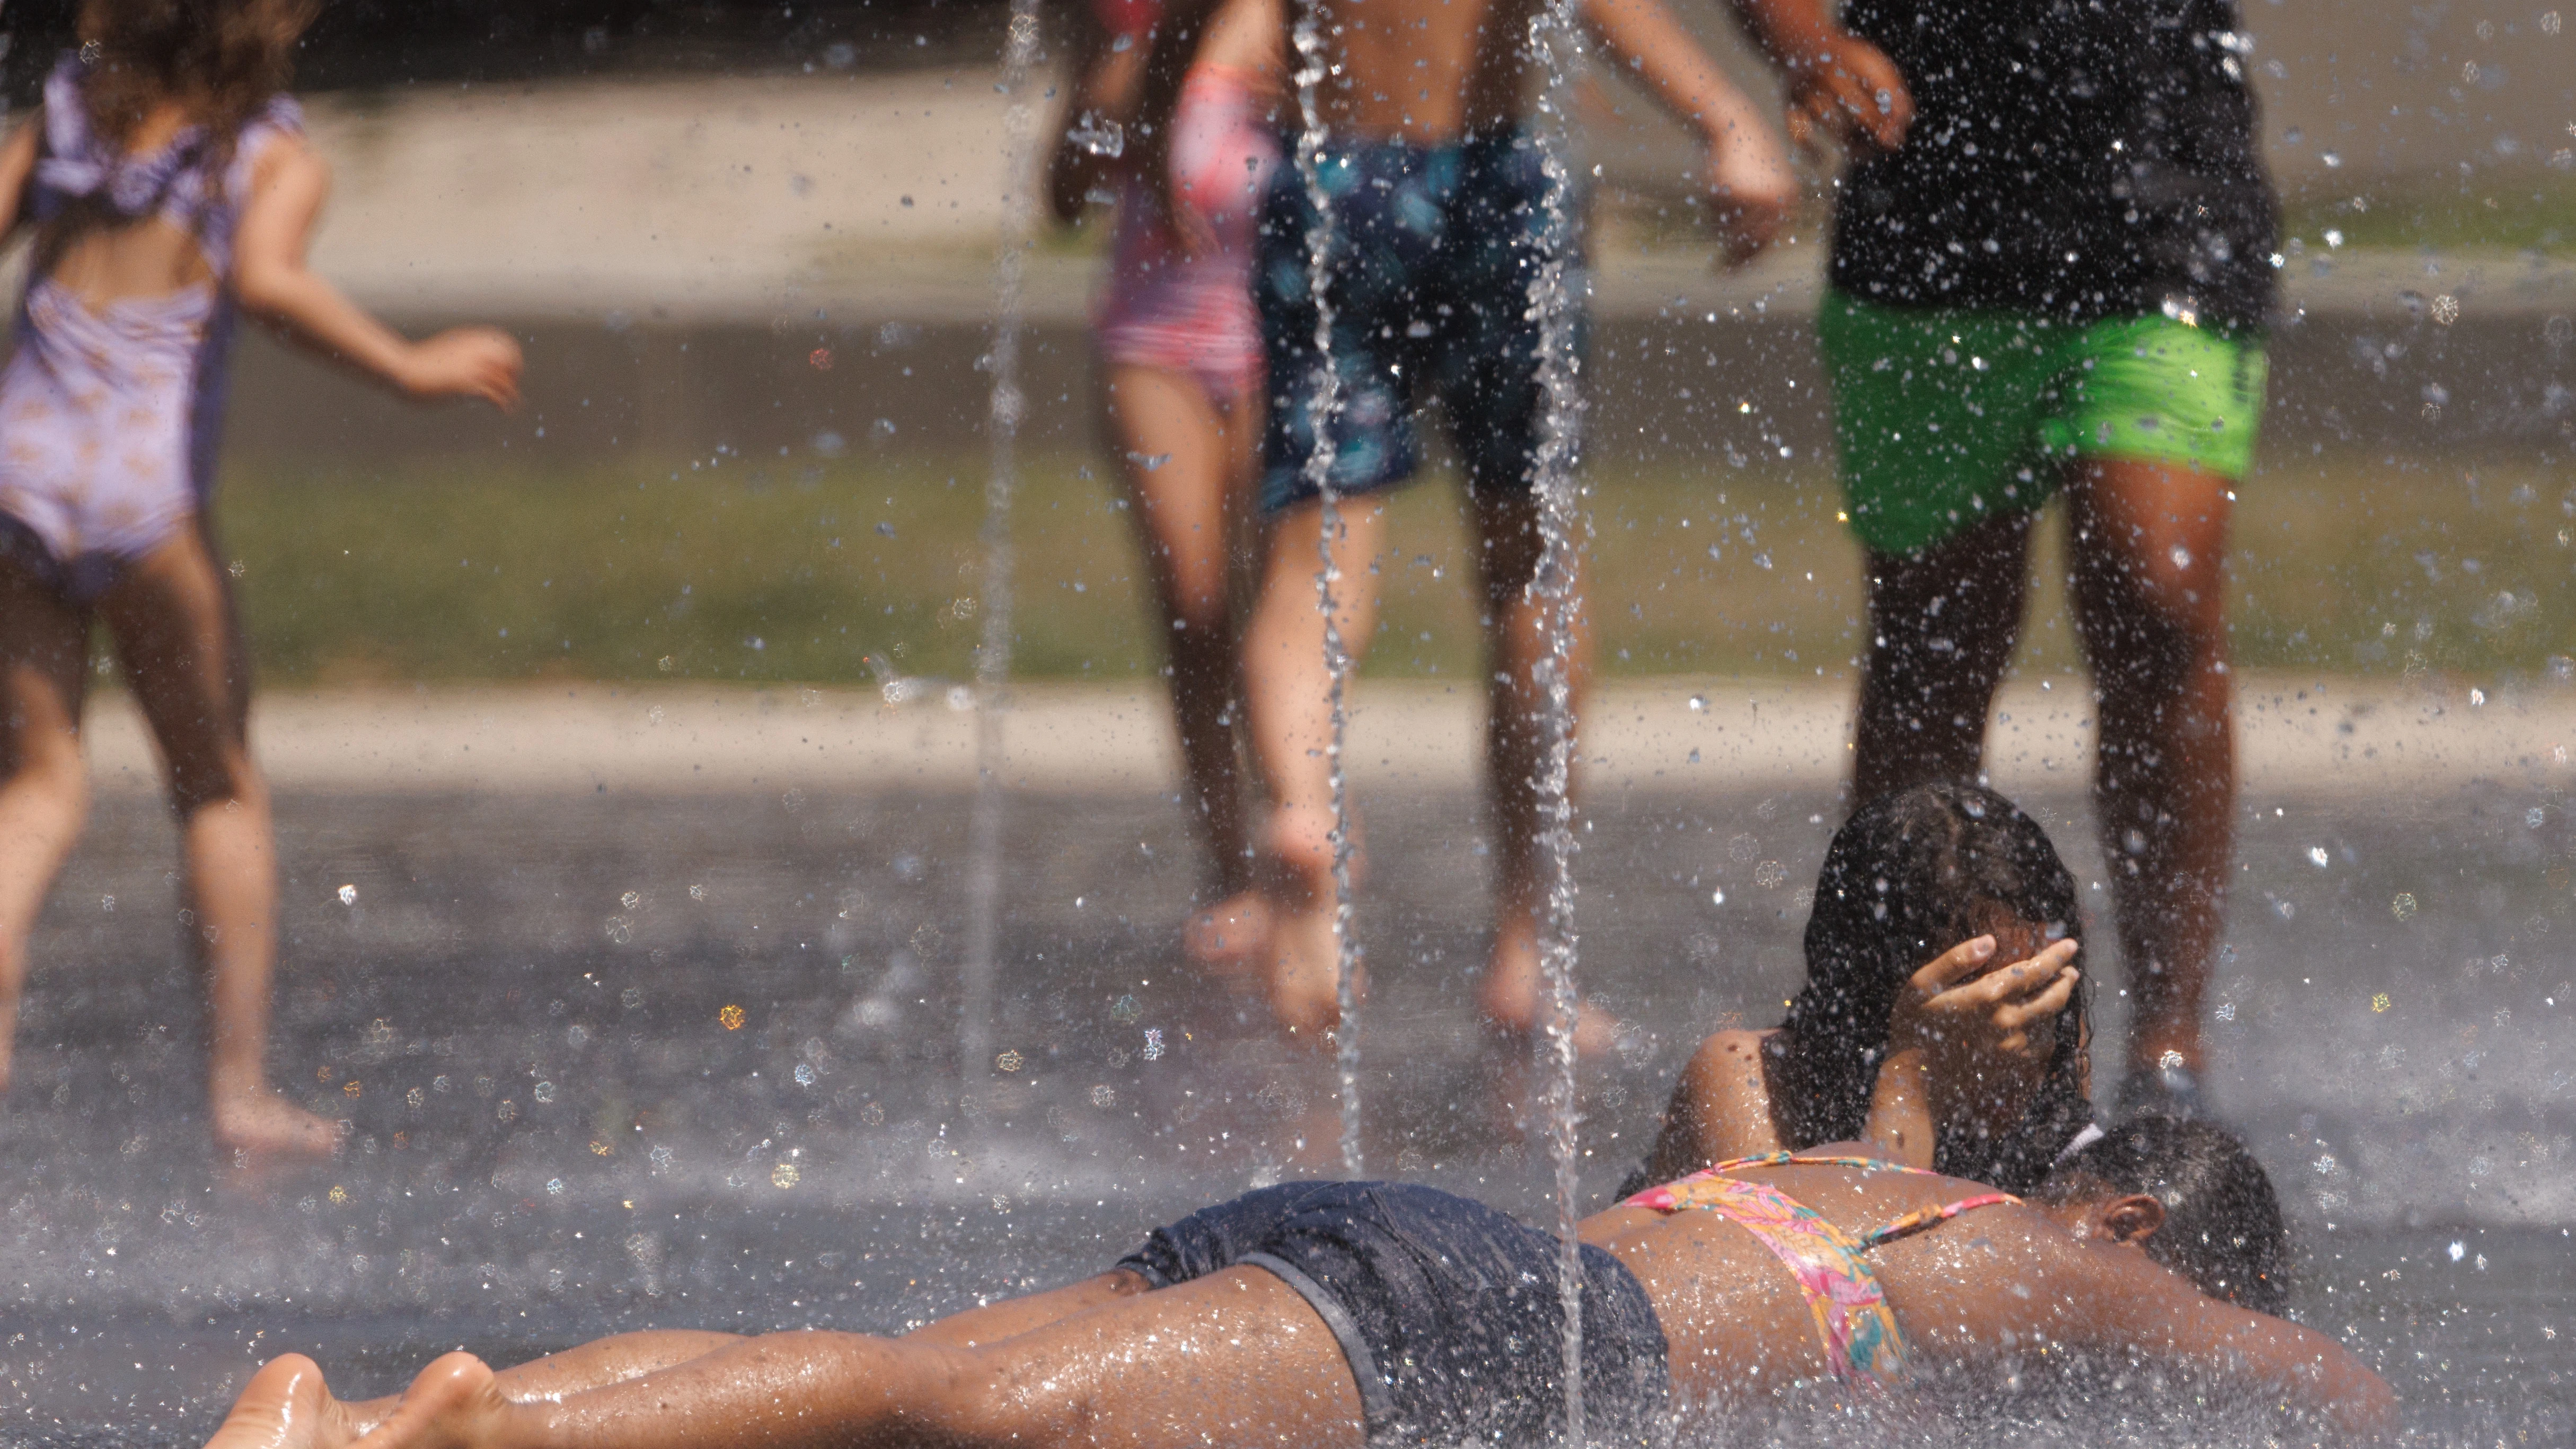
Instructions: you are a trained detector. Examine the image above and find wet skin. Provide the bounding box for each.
[206,1147,2389,1449]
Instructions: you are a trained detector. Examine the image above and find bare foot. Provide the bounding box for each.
[204,1355,334,1449]
[213,1090,347,1164]
[359,1352,505,1449]
[1259,806,1364,1044]
[1181,891,1273,980]
[1477,915,1621,1058]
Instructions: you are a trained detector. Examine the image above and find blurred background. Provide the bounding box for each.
[0,2,2568,1444]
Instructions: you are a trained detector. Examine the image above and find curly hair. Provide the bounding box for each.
[1771,781,2094,1192]
[74,0,321,156]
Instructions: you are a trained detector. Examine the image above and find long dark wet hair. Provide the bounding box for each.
[1772,781,2094,1193]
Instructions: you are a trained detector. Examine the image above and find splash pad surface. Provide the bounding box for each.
[6,688,2572,1443]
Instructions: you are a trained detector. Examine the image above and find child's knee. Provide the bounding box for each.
[165,745,261,817]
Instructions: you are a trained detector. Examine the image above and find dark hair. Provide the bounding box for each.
[2041,1116,2291,1315]
[76,0,320,155]
[1772,782,2093,1192]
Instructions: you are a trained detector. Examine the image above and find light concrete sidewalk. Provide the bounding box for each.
[75,674,2576,798]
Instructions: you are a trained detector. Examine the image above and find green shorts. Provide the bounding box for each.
[1818,290,2268,555]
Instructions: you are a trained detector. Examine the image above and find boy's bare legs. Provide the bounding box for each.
[1848,467,2232,1100]
[215,1268,1364,1449]
[1467,490,1610,1052]
[1240,496,1388,1039]
[1847,509,2035,806]
[0,558,94,1095]
[2067,459,2233,1090]
[101,532,339,1160]
[1097,366,1265,966]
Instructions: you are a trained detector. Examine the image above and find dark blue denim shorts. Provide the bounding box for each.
[1117,1180,1669,1446]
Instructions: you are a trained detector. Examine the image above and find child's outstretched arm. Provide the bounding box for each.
[231,134,521,409]
[1580,0,1793,265]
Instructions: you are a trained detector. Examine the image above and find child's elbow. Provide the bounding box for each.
[232,264,299,318]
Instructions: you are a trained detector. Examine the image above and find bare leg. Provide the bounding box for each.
[2066,459,2234,1086]
[1467,490,1609,1053]
[336,1274,1152,1431]
[1847,509,2035,806]
[1239,497,1388,1040]
[0,558,93,1095]
[100,531,339,1160]
[1099,367,1260,959]
[228,1268,1364,1449]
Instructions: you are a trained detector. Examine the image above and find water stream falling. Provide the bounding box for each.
[957,0,1044,1099]
[1521,2,1594,1442]
[1286,0,1367,1174]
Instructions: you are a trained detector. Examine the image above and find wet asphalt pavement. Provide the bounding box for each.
[2,768,2571,1443]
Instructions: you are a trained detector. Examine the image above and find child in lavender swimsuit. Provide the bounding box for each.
[0,0,521,1163]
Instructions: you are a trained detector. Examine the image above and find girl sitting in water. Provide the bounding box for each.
[0,0,521,1160]
[1637,781,2104,1196]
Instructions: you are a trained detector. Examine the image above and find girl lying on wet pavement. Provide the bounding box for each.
[201,787,2392,1448]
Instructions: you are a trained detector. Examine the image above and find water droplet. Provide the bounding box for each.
[1687,694,1707,712]
[337,884,357,906]
[2448,1240,2466,1261]
[2307,846,2330,868]
[1710,889,1726,906]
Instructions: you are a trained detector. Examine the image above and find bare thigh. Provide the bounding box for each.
[95,528,254,809]
[0,556,89,771]
[974,1266,1366,1448]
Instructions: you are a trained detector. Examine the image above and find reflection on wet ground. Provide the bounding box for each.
[3,774,2571,1442]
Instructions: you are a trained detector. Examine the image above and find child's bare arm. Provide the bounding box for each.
[2076,1253,2399,1439]
[1046,5,1140,226]
[231,134,521,409]
[1727,0,1911,155]
[0,116,44,242]
[1643,1028,1784,1180]
[1579,0,1792,263]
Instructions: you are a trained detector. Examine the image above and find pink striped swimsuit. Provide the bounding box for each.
[0,57,301,603]
[1090,0,1277,403]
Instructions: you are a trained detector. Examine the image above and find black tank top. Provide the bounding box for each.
[1828,0,2279,333]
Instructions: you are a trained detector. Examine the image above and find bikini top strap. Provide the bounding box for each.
[1857,1192,2022,1249]
[1705,1152,1946,1178]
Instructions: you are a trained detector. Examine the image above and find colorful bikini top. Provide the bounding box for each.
[1625,1153,2019,1385]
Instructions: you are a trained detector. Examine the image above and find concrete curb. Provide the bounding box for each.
[76,674,2576,798]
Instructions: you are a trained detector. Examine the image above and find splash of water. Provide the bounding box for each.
[1287,0,1365,1175]
[958,0,1044,1099]
[1523,1,1592,1442]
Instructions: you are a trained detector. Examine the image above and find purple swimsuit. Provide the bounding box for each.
[0,57,301,602]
